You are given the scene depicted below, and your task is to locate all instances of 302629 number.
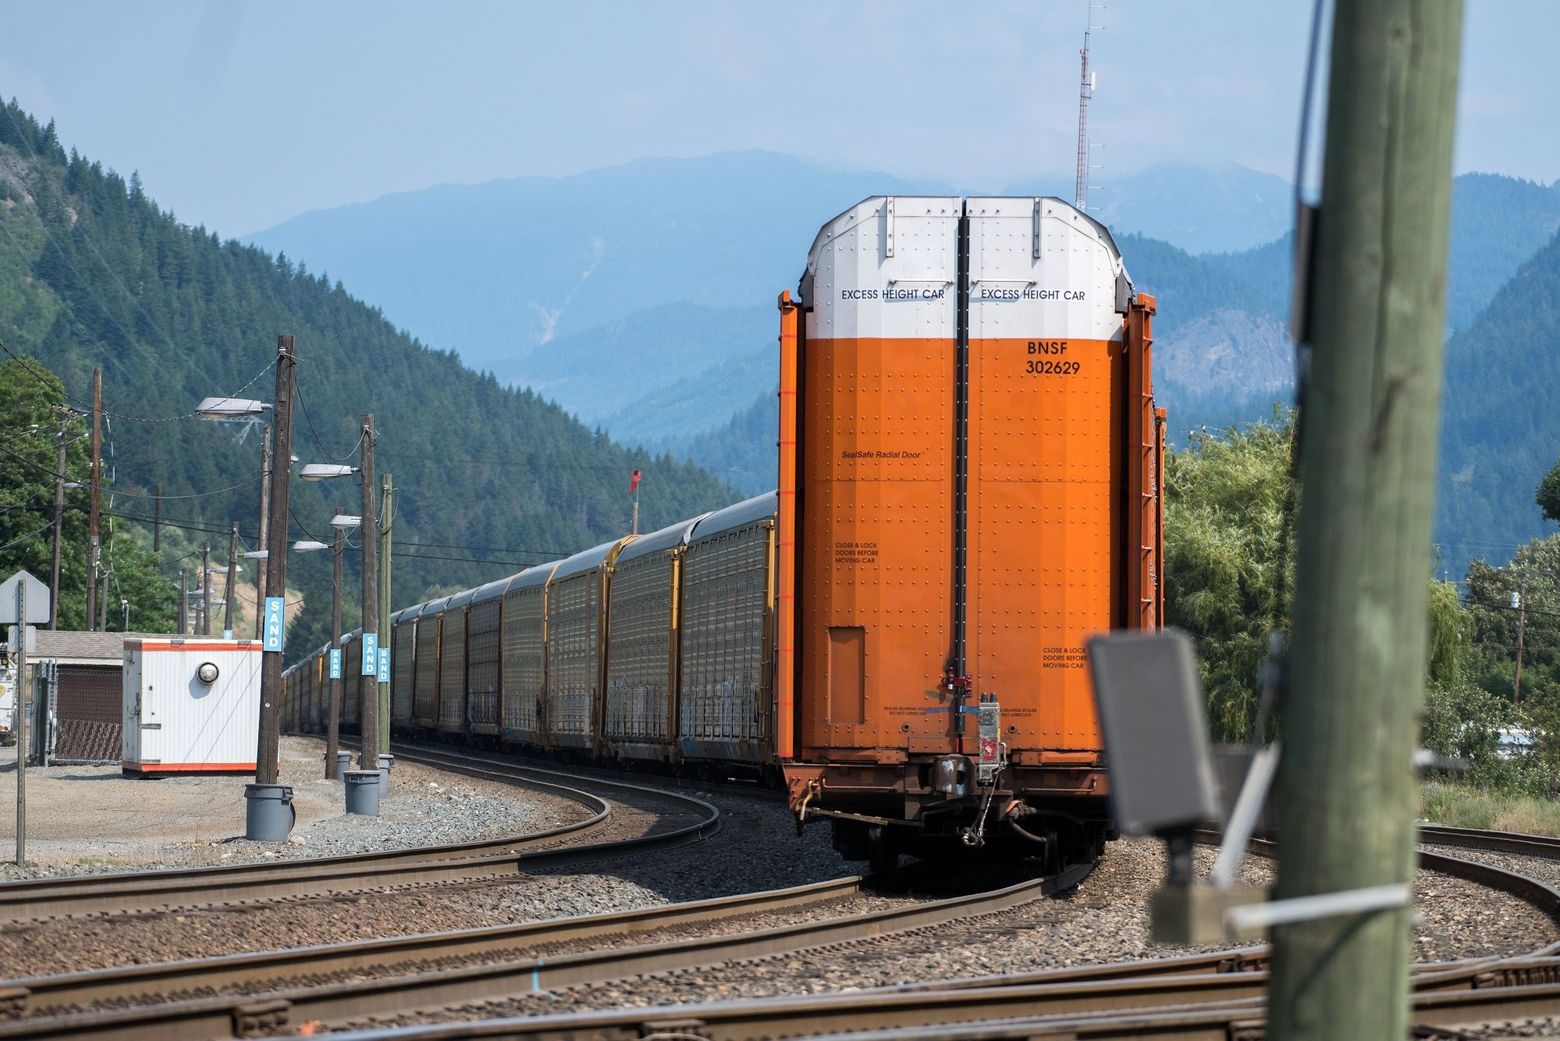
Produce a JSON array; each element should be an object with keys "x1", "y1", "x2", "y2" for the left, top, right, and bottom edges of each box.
[{"x1": 1025, "y1": 359, "x2": 1080, "y2": 375}]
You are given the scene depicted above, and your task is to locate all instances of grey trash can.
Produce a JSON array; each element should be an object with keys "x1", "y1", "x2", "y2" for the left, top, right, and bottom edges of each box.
[
  {"x1": 336, "y1": 750, "x2": 352, "y2": 778},
  {"x1": 244, "y1": 783, "x2": 296, "y2": 841},
  {"x1": 344, "y1": 769, "x2": 381, "y2": 815},
  {"x1": 377, "y1": 753, "x2": 395, "y2": 796}
]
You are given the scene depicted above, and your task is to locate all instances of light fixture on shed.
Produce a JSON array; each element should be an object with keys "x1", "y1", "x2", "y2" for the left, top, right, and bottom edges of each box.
[{"x1": 196, "y1": 661, "x2": 219, "y2": 684}]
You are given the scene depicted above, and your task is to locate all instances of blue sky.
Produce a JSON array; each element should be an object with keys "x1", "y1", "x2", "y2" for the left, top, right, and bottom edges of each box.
[{"x1": 2, "y1": 1, "x2": 1551, "y2": 238}]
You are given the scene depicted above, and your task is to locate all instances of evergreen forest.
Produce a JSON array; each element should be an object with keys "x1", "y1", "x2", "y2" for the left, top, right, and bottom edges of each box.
[{"x1": 0, "y1": 100, "x2": 739, "y2": 660}]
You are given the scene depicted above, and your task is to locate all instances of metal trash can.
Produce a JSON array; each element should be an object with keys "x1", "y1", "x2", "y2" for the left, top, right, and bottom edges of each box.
[
  {"x1": 343, "y1": 769, "x2": 381, "y2": 815},
  {"x1": 244, "y1": 783, "x2": 296, "y2": 840},
  {"x1": 336, "y1": 750, "x2": 352, "y2": 778},
  {"x1": 377, "y1": 753, "x2": 395, "y2": 796}
]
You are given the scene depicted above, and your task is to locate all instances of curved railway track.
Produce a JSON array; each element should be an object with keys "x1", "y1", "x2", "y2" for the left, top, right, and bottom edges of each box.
[
  {"x1": 0, "y1": 749, "x2": 719, "y2": 921},
  {"x1": 254, "y1": 820, "x2": 1560, "y2": 1038},
  {"x1": 0, "y1": 862, "x2": 1095, "y2": 1040},
  {"x1": 10, "y1": 743, "x2": 1560, "y2": 1041}
]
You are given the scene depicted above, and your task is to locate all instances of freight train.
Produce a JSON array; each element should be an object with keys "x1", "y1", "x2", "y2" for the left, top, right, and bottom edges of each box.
[{"x1": 283, "y1": 195, "x2": 1164, "y2": 872}]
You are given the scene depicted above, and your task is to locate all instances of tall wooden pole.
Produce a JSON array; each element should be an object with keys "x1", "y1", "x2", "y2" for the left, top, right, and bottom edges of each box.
[
  {"x1": 257, "y1": 336, "x2": 295, "y2": 787},
  {"x1": 1512, "y1": 575, "x2": 1528, "y2": 706},
  {"x1": 359, "y1": 413, "x2": 379, "y2": 770},
  {"x1": 177, "y1": 569, "x2": 188, "y2": 634},
  {"x1": 378, "y1": 473, "x2": 393, "y2": 755},
  {"x1": 200, "y1": 543, "x2": 212, "y2": 636},
  {"x1": 86, "y1": 368, "x2": 101, "y2": 631},
  {"x1": 49, "y1": 419, "x2": 66, "y2": 630},
  {"x1": 223, "y1": 524, "x2": 238, "y2": 637},
  {"x1": 14, "y1": 581, "x2": 26, "y2": 865},
  {"x1": 326, "y1": 504, "x2": 344, "y2": 779},
  {"x1": 254, "y1": 424, "x2": 271, "y2": 640},
  {"x1": 1268, "y1": 4, "x2": 1463, "y2": 1041}
]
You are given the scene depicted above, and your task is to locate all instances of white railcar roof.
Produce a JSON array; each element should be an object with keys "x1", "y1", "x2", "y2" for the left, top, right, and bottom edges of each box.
[
  {"x1": 617, "y1": 515, "x2": 707, "y2": 566},
  {"x1": 552, "y1": 537, "x2": 631, "y2": 583},
  {"x1": 507, "y1": 561, "x2": 559, "y2": 593},
  {"x1": 691, "y1": 492, "x2": 777, "y2": 543},
  {"x1": 470, "y1": 575, "x2": 515, "y2": 605}
]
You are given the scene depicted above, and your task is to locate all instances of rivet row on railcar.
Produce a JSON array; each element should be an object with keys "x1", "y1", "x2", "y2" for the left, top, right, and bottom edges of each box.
[{"x1": 280, "y1": 195, "x2": 1163, "y2": 871}]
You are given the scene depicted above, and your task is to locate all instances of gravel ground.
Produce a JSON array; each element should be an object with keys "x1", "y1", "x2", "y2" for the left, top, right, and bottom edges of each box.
[
  {"x1": 0, "y1": 736, "x2": 590, "y2": 879},
  {"x1": 1424, "y1": 1022, "x2": 1560, "y2": 1039},
  {"x1": 0, "y1": 782, "x2": 846, "y2": 978},
  {"x1": 1423, "y1": 842, "x2": 1560, "y2": 897},
  {"x1": 341, "y1": 839, "x2": 1560, "y2": 1032}
]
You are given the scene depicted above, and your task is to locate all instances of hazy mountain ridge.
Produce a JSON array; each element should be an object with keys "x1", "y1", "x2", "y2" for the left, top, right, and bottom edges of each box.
[
  {"x1": 246, "y1": 155, "x2": 1560, "y2": 567},
  {"x1": 248, "y1": 152, "x2": 953, "y2": 383},
  {"x1": 0, "y1": 101, "x2": 739, "y2": 659}
]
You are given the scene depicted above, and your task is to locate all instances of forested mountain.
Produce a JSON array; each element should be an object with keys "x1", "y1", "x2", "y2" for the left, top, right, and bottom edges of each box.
[
  {"x1": 1202, "y1": 173, "x2": 1560, "y2": 335},
  {"x1": 0, "y1": 100, "x2": 739, "y2": 659},
  {"x1": 1436, "y1": 226, "x2": 1560, "y2": 566}
]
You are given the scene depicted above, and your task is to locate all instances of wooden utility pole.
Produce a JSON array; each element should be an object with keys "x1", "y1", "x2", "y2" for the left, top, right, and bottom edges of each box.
[
  {"x1": 377, "y1": 473, "x2": 393, "y2": 754},
  {"x1": 200, "y1": 543, "x2": 212, "y2": 636},
  {"x1": 152, "y1": 484, "x2": 162, "y2": 552},
  {"x1": 257, "y1": 337, "x2": 295, "y2": 787},
  {"x1": 327, "y1": 503, "x2": 345, "y2": 779},
  {"x1": 177, "y1": 569, "x2": 188, "y2": 634},
  {"x1": 86, "y1": 368, "x2": 102, "y2": 631},
  {"x1": 254, "y1": 424, "x2": 271, "y2": 640},
  {"x1": 14, "y1": 580, "x2": 26, "y2": 865},
  {"x1": 1512, "y1": 575, "x2": 1528, "y2": 706},
  {"x1": 359, "y1": 413, "x2": 379, "y2": 770},
  {"x1": 223, "y1": 524, "x2": 238, "y2": 637},
  {"x1": 1269, "y1": 4, "x2": 1463, "y2": 1041},
  {"x1": 49, "y1": 419, "x2": 66, "y2": 630}
]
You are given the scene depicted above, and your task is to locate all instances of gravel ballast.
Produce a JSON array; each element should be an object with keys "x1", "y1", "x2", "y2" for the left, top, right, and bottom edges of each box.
[
  {"x1": 0, "y1": 776, "x2": 850, "y2": 978},
  {"x1": 341, "y1": 838, "x2": 1560, "y2": 1032},
  {"x1": 0, "y1": 736, "x2": 591, "y2": 879}
]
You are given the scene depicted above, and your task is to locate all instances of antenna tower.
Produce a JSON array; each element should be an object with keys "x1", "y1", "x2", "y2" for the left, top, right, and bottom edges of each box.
[{"x1": 1074, "y1": 4, "x2": 1103, "y2": 211}]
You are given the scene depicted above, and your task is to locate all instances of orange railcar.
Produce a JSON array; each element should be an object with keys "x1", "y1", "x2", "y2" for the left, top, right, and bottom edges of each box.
[{"x1": 780, "y1": 196, "x2": 1162, "y2": 867}]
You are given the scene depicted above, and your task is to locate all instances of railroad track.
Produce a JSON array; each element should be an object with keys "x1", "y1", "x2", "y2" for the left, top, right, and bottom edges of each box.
[
  {"x1": 12, "y1": 743, "x2": 1560, "y2": 1041},
  {"x1": 0, "y1": 748, "x2": 719, "y2": 921},
  {"x1": 231, "y1": 822, "x2": 1560, "y2": 1039},
  {"x1": 0, "y1": 860, "x2": 1095, "y2": 1040},
  {"x1": 283, "y1": 955, "x2": 1560, "y2": 1041}
]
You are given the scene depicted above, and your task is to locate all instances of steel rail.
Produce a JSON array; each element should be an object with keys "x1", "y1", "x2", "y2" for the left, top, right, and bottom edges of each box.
[
  {"x1": 1421, "y1": 822, "x2": 1560, "y2": 858},
  {"x1": 0, "y1": 751, "x2": 718, "y2": 921},
  {"x1": 0, "y1": 861, "x2": 1094, "y2": 1040},
  {"x1": 146, "y1": 826, "x2": 1548, "y2": 1041},
  {"x1": 3, "y1": 875, "x2": 870, "y2": 1018},
  {"x1": 187, "y1": 960, "x2": 1560, "y2": 1041}
]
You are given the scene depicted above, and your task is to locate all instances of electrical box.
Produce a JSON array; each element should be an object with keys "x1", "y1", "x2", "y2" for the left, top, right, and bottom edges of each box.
[{"x1": 121, "y1": 639, "x2": 262, "y2": 777}]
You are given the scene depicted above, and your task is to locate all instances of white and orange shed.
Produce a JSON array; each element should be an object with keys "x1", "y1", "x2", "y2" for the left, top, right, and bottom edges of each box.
[{"x1": 121, "y1": 639, "x2": 263, "y2": 777}]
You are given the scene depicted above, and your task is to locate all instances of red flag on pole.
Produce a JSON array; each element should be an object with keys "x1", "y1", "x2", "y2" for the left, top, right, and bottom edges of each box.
[{"x1": 628, "y1": 469, "x2": 642, "y2": 494}]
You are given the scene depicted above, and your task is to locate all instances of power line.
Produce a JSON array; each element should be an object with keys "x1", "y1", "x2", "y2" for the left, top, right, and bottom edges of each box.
[{"x1": 293, "y1": 379, "x2": 364, "y2": 462}]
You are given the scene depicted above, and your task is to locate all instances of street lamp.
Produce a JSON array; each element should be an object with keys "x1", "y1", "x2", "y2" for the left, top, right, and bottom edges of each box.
[
  {"x1": 195, "y1": 397, "x2": 271, "y2": 420},
  {"x1": 292, "y1": 540, "x2": 329, "y2": 552},
  {"x1": 297, "y1": 509, "x2": 359, "y2": 781},
  {"x1": 300, "y1": 464, "x2": 358, "y2": 481},
  {"x1": 300, "y1": 417, "x2": 389, "y2": 774},
  {"x1": 207, "y1": 337, "x2": 298, "y2": 841}
]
